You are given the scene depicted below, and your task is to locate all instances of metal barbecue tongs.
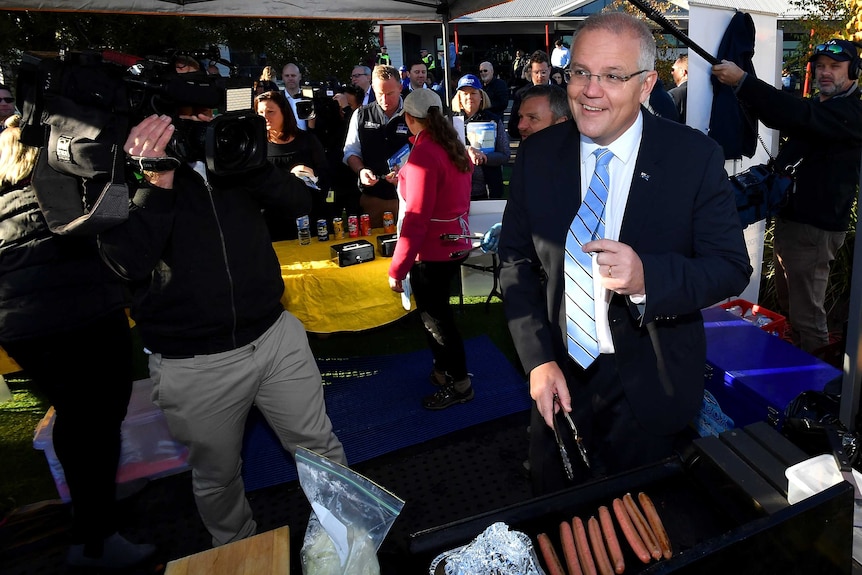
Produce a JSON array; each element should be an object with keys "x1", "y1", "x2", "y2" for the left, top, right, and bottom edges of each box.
[
  {"x1": 552, "y1": 394, "x2": 590, "y2": 480},
  {"x1": 440, "y1": 233, "x2": 485, "y2": 259}
]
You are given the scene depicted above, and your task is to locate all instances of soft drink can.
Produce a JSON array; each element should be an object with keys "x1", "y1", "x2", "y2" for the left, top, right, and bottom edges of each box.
[
  {"x1": 383, "y1": 211, "x2": 396, "y2": 233},
  {"x1": 360, "y1": 213, "x2": 372, "y2": 236},
  {"x1": 332, "y1": 217, "x2": 345, "y2": 239},
  {"x1": 316, "y1": 219, "x2": 329, "y2": 241},
  {"x1": 296, "y1": 215, "x2": 311, "y2": 246},
  {"x1": 348, "y1": 215, "x2": 359, "y2": 238}
]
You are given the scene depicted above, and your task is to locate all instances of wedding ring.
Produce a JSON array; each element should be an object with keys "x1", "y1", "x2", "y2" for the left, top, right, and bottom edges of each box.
[{"x1": 608, "y1": 266, "x2": 613, "y2": 277}]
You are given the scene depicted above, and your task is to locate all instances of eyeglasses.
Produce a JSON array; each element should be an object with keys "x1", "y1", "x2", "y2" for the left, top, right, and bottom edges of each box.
[
  {"x1": 479, "y1": 69, "x2": 490, "y2": 73},
  {"x1": 814, "y1": 43, "x2": 852, "y2": 58},
  {"x1": 0, "y1": 97, "x2": 13, "y2": 103},
  {"x1": 351, "y1": 73, "x2": 369, "y2": 78},
  {"x1": 566, "y1": 68, "x2": 648, "y2": 87}
]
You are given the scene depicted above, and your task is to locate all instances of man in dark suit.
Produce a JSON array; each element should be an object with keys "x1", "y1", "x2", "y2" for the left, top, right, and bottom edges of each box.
[
  {"x1": 668, "y1": 54, "x2": 688, "y2": 122},
  {"x1": 507, "y1": 50, "x2": 556, "y2": 140},
  {"x1": 498, "y1": 12, "x2": 751, "y2": 496}
]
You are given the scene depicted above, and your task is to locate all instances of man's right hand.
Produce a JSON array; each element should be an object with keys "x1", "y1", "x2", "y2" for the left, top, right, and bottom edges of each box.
[
  {"x1": 359, "y1": 167, "x2": 379, "y2": 187},
  {"x1": 712, "y1": 60, "x2": 746, "y2": 87},
  {"x1": 125, "y1": 114, "x2": 177, "y2": 189},
  {"x1": 530, "y1": 361, "x2": 571, "y2": 429}
]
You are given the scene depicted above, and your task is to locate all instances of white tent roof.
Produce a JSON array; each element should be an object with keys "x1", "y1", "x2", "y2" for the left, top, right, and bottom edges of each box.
[{"x1": 0, "y1": 0, "x2": 511, "y2": 22}]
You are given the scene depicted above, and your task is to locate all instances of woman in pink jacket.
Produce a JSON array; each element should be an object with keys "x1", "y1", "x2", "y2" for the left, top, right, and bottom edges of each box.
[{"x1": 388, "y1": 89, "x2": 474, "y2": 410}]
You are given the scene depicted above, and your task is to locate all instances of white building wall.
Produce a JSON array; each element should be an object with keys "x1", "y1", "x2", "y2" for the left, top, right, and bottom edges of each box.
[{"x1": 688, "y1": 3, "x2": 781, "y2": 304}]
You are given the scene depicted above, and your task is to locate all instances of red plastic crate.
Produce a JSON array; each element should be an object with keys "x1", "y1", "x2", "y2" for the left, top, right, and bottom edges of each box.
[{"x1": 718, "y1": 299, "x2": 786, "y2": 337}]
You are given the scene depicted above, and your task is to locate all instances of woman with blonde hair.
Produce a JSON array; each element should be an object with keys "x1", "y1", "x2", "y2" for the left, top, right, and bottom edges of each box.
[
  {"x1": 388, "y1": 90, "x2": 475, "y2": 410},
  {"x1": 256, "y1": 65, "x2": 279, "y2": 95},
  {"x1": 451, "y1": 74, "x2": 510, "y2": 199},
  {"x1": 0, "y1": 116, "x2": 154, "y2": 568}
]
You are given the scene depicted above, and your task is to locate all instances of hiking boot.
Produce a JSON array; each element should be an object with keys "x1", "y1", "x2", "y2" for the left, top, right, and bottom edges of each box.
[{"x1": 422, "y1": 384, "x2": 474, "y2": 410}]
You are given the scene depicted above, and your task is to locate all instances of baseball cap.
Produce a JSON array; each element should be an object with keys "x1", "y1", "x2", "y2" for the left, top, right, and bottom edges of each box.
[
  {"x1": 809, "y1": 39, "x2": 858, "y2": 63},
  {"x1": 399, "y1": 65, "x2": 408, "y2": 72},
  {"x1": 403, "y1": 89, "x2": 442, "y2": 119},
  {"x1": 457, "y1": 74, "x2": 482, "y2": 91}
]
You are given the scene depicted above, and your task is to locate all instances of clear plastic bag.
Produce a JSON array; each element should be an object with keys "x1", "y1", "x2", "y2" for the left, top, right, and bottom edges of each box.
[
  {"x1": 296, "y1": 447, "x2": 405, "y2": 575},
  {"x1": 428, "y1": 522, "x2": 546, "y2": 575}
]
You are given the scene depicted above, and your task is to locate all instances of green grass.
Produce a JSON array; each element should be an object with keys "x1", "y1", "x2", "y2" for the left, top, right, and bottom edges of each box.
[
  {"x1": 0, "y1": 376, "x2": 56, "y2": 507},
  {"x1": 0, "y1": 297, "x2": 518, "y2": 509}
]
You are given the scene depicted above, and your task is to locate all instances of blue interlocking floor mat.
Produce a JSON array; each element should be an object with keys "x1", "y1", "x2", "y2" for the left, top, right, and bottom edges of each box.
[{"x1": 241, "y1": 335, "x2": 530, "y2": 491}]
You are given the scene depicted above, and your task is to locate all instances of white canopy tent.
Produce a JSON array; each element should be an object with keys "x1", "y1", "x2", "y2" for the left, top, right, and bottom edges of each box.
[
  {"x1": 0, "y1": 0, "x2": 510, "y2": 21},
  {"x1": 0, "y1": 0, "x2": 511, "y2": 108}
]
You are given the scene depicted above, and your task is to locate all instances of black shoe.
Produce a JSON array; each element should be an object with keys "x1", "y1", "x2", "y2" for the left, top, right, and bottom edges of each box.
[{"x1": 422, "y1": 384, "x2": 474, "y2": 410}]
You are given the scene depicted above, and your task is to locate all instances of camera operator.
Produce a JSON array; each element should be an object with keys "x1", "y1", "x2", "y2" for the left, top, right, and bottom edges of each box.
[
  {"x1": 98, "y1": 113, "x2": 346, "y2": 548},
  {"x1": 281, "y1": 63, "x2": 314, "y2": 131}
]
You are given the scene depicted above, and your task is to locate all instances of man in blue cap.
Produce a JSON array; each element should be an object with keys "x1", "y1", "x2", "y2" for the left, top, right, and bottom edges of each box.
[
  {"x1": 713, "y1": 40, "x2": 862, "y2": 353},
  {"x1": 399, "y1": 64, "x2": 410, "y2": 91}
]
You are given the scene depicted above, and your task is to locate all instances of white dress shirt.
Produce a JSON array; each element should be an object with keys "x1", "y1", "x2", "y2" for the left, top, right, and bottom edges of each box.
[{"x1": 579, "y1": 112, "x2": 643, "y2": 354}]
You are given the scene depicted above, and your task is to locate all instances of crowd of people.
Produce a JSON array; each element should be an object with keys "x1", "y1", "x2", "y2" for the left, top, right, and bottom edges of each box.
[{"x1": 0, "y1": 19, "x2": 859, "y2": 569}]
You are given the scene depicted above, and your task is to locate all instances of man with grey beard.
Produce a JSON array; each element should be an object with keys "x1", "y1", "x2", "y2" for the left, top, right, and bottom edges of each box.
[{"x1": 714, "y1": 40, "x2": 862, "y2": 353}]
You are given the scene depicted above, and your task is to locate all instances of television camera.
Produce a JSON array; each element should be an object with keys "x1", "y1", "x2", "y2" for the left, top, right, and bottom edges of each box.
[{"x1": 16, "y1": 47, "x2": 267, "y2": 235}]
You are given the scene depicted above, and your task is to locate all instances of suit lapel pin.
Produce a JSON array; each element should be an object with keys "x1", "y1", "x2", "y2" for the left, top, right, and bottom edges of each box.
[{"x1": 640, "y1": 172, "x2": 651, "y2": 181}]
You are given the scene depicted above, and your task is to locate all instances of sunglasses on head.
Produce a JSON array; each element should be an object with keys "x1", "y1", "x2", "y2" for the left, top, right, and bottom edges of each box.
[
  {"x1": 0, "y1": 97, "x2": 13, "y2": 103},
  {"x1": 814, "y1": 43, "x2": 852, "y2": 57}
]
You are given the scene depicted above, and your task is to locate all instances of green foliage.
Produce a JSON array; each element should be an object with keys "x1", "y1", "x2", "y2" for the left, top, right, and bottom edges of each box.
[
  {"x1": 0, "y1": 12, "x2": 376, "y2": 83},
  {"x1": 605, "y1": 0, "x2": 687, "y2": 86},
  {"x1": 782, "y1": 0, "x2": 857, "y2": 76}
]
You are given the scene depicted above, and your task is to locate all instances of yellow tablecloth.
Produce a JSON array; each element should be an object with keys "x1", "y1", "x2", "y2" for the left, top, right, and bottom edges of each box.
[
  {"x1": 274, "y1": 229, "x2": 413, "y2": 333},
  {"x1": 0, "y1": 348, "x2": 20, "y2": 376}
]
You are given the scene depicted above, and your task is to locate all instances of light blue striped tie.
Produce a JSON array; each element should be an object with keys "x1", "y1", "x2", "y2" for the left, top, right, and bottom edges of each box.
[{"x1": 565, "y1": 148, "x2": 613, "y2": 368}]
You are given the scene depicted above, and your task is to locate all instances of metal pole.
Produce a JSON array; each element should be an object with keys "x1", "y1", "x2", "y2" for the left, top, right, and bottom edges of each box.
[
  {"x1": 440, "y1": 16, "x2": 452, "y2": 112},
  {"x1": 840, "y1": 161, "x2": 862, "y2": 432}
]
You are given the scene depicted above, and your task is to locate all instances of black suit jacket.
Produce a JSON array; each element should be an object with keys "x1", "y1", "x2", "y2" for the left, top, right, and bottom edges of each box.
[{"x1": 499, "y1": 112, "x2": 751, "y2": 435}]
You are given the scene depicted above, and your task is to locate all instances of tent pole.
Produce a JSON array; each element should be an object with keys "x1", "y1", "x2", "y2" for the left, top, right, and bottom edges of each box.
[
  {"x1": 840, "y1": 160, "x2": 862, "y2": 432},
  {"x1": 441, "y1": 16, "x2": 452, "y2": 113}
]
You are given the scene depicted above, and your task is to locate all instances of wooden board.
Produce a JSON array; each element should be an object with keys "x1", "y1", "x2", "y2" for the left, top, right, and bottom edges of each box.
[{"x1": 165, "y1": 525, "x2": 289, "y2": 575}]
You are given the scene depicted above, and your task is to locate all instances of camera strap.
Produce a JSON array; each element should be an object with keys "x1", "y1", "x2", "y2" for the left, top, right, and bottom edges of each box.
[{"x1": 32, "y1": 145, "x2": 130, "y2": 236}]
